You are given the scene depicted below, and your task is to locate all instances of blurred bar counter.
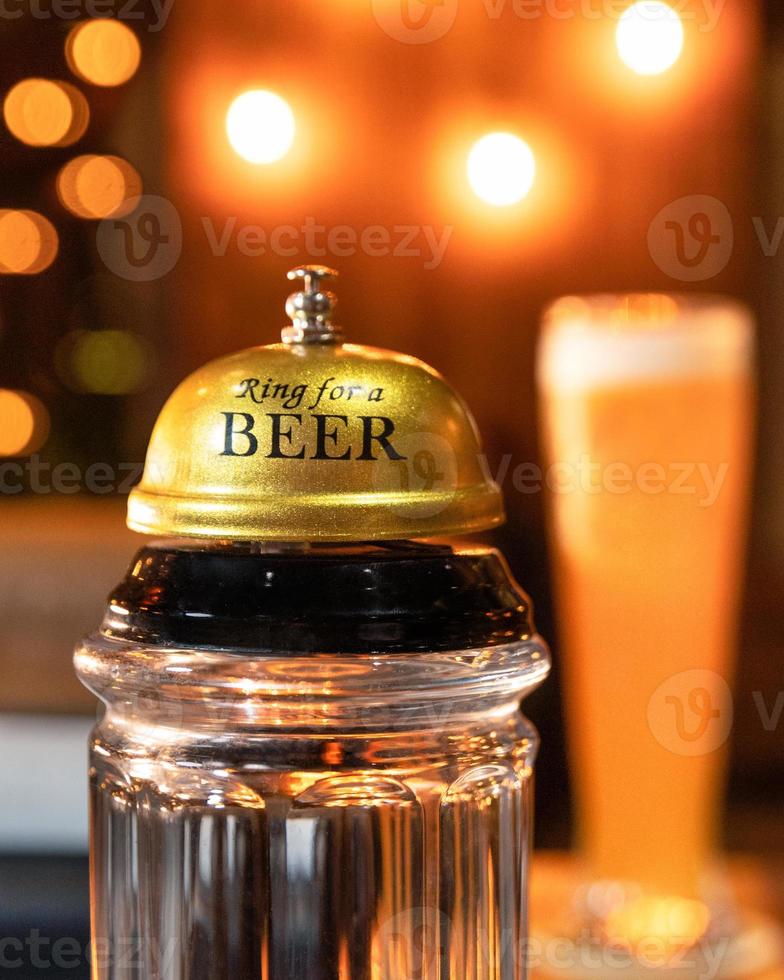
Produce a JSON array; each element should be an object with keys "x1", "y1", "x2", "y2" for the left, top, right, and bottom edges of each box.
[
  {"x1": 531, "y1": 854, "x2": 784, "y2": 979},
  {"x1": 0, "y1": 497, "x2": 137, "y2": 713}
]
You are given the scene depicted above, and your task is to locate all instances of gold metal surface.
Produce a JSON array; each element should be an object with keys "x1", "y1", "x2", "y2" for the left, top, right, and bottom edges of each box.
[{"x1": 128, "y1": 269, "x2": 504, "y2": 541}]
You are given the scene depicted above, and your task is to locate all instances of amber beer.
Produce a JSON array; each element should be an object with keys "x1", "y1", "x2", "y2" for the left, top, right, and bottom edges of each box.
[{"x1": 537, "y1": 295, "x2": 754, "y2": 905}]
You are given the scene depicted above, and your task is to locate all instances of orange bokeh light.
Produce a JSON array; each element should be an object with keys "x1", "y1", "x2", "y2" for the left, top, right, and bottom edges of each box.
[
  {"x1": 0, "y1": 390, "x2": 50, "y2": 456},
  {"x1": 171, "y1": 50, "x2": 334, "y2": 214},
  {"x1": 57, "y1": 155, "x2": 142, "y2": 219},
  {"x1": 431, "y1": 107, "x2": 580, "y2": 260},
  {"x1": 226, "y1": 89, "x2": 296, "y2": 165},
  {"x1": 0, "y1": 210, "x2": 59, "y2": 274},
  {"x1": 3, "y1": 78, "x2": 89, "y2": 147},
  {"x1": 604, "y1": 895, "x2": 711, "y2": 957},
  {"x1": 616, "y1": 2, "x2": 684, "y2": 77},
  {"x1": 66, "y1": 19, "x2": 142, "y2": 88},
  {"x1": 558, "y1": 0, "x2": 743, "y2": 118},
  {"x1": 467, "y1": 132, "x2": 536, "y2": 207}
]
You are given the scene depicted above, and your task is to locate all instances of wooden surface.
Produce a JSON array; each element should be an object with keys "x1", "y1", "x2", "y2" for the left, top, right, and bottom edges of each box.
[{"x1": 530, "y1": 853, "x2": 784, "y2": 979}]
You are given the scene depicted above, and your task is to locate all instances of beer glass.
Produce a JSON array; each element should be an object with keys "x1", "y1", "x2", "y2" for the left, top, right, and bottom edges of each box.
[{"x1": 535, "y1": 294, "x2": 773, "y2": 976}]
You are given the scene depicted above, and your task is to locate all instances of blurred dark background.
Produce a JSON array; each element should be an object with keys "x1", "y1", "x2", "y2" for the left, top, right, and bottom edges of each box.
[{"x1": 2, "y1": 0, "x2": 783, "y2": 975}]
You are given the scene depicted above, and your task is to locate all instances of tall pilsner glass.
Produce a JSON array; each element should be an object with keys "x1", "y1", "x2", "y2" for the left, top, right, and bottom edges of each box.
[{"x1": 536, "y1": 294, "x2": 769, "y2": 976}]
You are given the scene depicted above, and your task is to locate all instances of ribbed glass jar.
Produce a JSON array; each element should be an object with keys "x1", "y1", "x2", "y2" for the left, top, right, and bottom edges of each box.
[{"x1": 75, "y1": 541, "x2": 549, "y2": 980}]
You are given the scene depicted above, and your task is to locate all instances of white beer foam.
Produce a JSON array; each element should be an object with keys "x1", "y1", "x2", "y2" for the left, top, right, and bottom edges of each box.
[{"x1": 537, "y1": 296, "x2": 754, "y2": 391}]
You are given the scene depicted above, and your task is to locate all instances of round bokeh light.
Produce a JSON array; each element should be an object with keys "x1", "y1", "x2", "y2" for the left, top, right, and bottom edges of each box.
[
  {"x1": 467, "y1": 132, "x2": 537, "y2": 207},
  {"x1": 0, "y1": 210, "x2": 59, "y2": 275},
  {"x1": 616, "y1": 2, "x2": 685, "y2": 76},
  {"x1": 57, "y1": 155, "x2": 142, "y2": 219},
  {"x1": 3, "y1": 78, "x2": 89, "y2": 147},
  {"x1": 66, "y1": 19, "x2": 141, "y2": 87},
  {"x1": 226, "y1": 89, "x2": 296, "y2": 165},
  {"x1": 0, "y1": 389, "x2": 50, "y2": 456}
]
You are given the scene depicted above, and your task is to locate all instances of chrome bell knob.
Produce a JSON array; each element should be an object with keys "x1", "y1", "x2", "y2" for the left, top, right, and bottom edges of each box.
[{"x1": 283, "y1": 265, "x2": 343, "y2": 345}]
